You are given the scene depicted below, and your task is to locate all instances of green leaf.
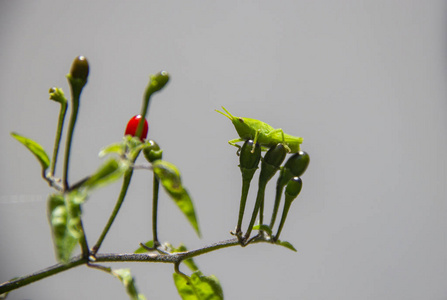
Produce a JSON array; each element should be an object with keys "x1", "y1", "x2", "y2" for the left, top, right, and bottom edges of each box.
[
  {"x1": 81, "y1": 158, "x2": 126, "y2": 190},
  {"x1": 11, "y1": 132, "x2": 50, "y2": 171},
  {"x1": 99, "y1": 142, "x2": 125, "y2": 157},
  {"x1": 252, "y1": 224, "x2": 272, "y2": 235},
  {"x1": 152, "y1": 160, "x2": 201, "y2": 237},
  {"x1": 134, "y1": 240, "x2": 154, "y2": 253},
  {"x1": 169, "y1": 189, "x2": 201, "y2": 237},
  {"x1": 152, "y1": 160, "x2": 183, "y2": 193},
  {"x1": 276, "y1": 240, "x2": 297, "y2": 252},
  {"x1": 171, "y1": 243, "x2": 199, "y2": 272},
  {"x1": 112, "y1": 268, "x2": 147, "y2": 300},
  {"x1": 173, "y1": 271, "x2": 223, "y2": 300},
  {"x1": 47, "y1": 193, "x2": 82, "y2": 262}
]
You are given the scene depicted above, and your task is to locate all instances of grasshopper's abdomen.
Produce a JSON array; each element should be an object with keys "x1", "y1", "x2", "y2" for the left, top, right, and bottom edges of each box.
[{"x1": 284, "y1": 134, "x2": 303, "y2": 153}]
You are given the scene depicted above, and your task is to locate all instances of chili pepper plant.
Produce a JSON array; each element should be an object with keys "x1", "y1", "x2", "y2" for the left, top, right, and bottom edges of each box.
[{"x1": 0, "y1": 56, "x2": 310, "y2": 300}]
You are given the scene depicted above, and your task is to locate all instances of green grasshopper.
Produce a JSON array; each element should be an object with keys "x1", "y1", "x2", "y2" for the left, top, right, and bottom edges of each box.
[{"x1": 215, "y1": 106, "x2": 303, "y2": 153}]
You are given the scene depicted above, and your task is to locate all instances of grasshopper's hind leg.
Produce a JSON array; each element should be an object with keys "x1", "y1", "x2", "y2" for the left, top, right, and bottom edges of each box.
[
  {"x1": 267, "y1": 128, "x2": 292, "y2": 153},
  {"x1": 280, "y1": 130, "x2": 292, "y2": 153}
]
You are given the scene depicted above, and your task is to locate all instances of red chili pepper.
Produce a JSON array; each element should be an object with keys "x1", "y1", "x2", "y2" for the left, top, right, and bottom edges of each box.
[{"x1": 124, "y1": 115, "x2": 148, "y2": 141}]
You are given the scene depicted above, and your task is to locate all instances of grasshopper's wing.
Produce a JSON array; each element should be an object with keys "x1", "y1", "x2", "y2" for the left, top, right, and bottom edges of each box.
[{"x1": 264, "y1": 129, "x2": 303, "y2": 153}]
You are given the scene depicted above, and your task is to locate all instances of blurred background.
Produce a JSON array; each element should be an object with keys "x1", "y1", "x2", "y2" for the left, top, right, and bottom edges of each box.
[{"x1": 1, "y1": 1, "x2": 446, "y2": 299}]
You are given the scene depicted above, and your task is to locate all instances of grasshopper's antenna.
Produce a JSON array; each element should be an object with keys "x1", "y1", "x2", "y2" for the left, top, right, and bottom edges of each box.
[{"x1": 215, "y1": 106, "x2": 234, "y2": 120}]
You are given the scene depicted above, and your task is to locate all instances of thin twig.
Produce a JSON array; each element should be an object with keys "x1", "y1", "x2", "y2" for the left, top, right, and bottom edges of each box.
[{"x1": 0, "y1": 236, "x2": 275, "y2": 295}]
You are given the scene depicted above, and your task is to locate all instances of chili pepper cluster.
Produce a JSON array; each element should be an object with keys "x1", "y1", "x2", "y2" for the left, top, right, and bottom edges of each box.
[{"x1": 234, "y1": 139, "x2": 310, "y2": 245}]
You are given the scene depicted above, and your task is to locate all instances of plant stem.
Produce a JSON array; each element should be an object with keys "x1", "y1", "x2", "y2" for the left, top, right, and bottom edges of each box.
[
  {"x1": 259, "y1": 191, "x2": 265, "y2": 226},
  {"x1": 0, "y1": 236, "x2": 273, "y2": 295},
  {"x1": 0, "y1": 256, "x2": 87, "y2": 295},
  {"x1": 244, "y1": 183, "x2": 267, "y2": 241},
  {"x1": 78, "y1": 219, "x2": 90, "y2": 259},
  {"x1": 152, "y1": 176, "x2": 160, "y2": 246},
  {"x1": 269, "y1": 182, "x2": 285, "y2": 229},
  {"x1": 62, "y1": 88, "x2": 80, "y2": 190},
  {"x1": 50, "y1": 101, "x2": 67, "y2": 177},
  {"x1": 235, "y1": 178, "x2": 251, "y2": 235},
  {"x1": 274, "y1": 200, "x2": 292, "y2": 242},
  {"x1": 136, "y1": 81, "x2": 153, "y2": 138},
  {"x1": 91, "y1": 168, "x2": 134, "y2": 255}
]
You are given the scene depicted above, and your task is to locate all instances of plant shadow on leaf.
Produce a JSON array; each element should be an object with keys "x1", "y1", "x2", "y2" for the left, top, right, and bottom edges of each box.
[{"x1": 47, "y1": 193, "x2": 85, "y2": 262}]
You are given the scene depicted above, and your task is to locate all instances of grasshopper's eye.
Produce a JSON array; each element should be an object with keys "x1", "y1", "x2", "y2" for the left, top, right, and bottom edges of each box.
[{"x1": 238, "y1": 118, "x2": 244, "y2": 123}]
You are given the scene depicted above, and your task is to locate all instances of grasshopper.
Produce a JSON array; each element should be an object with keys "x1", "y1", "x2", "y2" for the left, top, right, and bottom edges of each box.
[{"x1": 215, "y1": 106, "x2": 303, "y2": 153}]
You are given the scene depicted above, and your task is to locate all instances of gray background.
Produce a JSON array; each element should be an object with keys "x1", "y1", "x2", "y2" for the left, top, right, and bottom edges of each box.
[{"x1": 1, "y1": 1, "x2": 446, "y2": 299}]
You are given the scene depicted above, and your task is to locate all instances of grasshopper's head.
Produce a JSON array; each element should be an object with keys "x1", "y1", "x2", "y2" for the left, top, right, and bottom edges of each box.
[{"x1": 215, "y1": 106, "x2": 252, "y2": 139}]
